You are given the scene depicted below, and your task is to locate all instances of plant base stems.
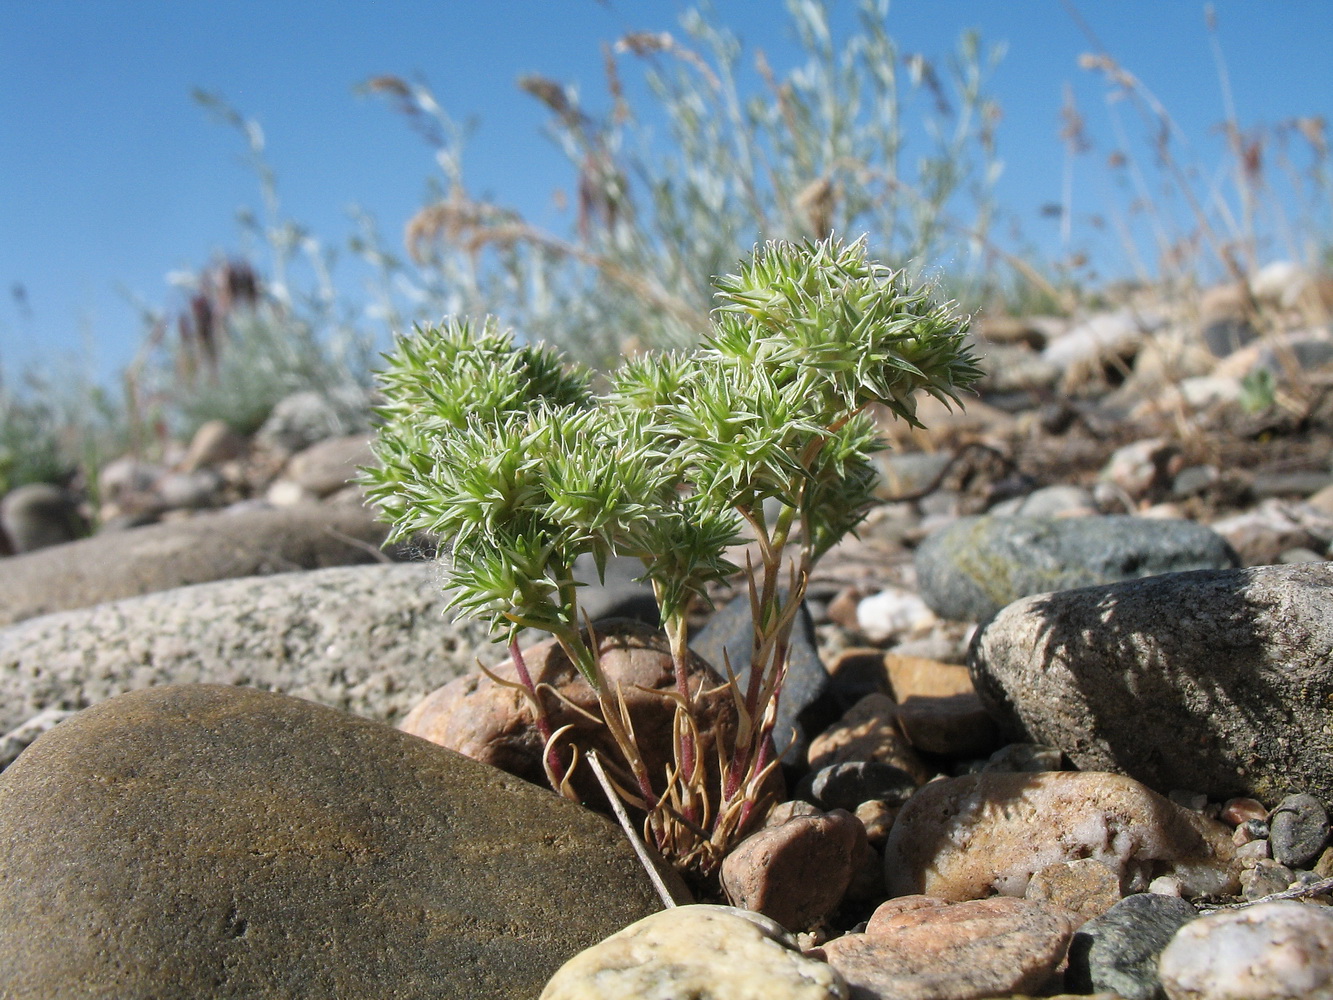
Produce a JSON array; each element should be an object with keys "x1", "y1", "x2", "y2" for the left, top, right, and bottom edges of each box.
[{"x1": 509, "y1": 638, "x2": 566, "y2": 787}]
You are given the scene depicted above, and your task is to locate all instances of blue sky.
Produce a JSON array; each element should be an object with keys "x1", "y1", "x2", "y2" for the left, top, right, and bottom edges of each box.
[{"x1": 2, "y1": 1, "x2": 1331, "y2": 382}]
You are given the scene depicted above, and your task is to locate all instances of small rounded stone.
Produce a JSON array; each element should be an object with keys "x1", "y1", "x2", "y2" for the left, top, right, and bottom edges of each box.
[
  {"x1": 1065, "y1": 892, "x2": 1198, "y2": 999},
  {"x1": 1269, "y1": 792, "x2": 1330, "y2": 869},
  {"x1": 1158, "y1": 901, "x2": 1333, "y2": 1000}
]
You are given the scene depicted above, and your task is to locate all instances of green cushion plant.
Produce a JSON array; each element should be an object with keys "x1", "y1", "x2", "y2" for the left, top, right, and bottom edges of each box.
[{"x1": 363, "y1": 235, "x2": 980, "y2": 879}]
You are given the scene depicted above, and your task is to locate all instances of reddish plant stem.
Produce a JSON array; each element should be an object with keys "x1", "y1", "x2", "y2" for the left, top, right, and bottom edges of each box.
[
  {"x1": 666, "y1": 617, "x2": 697, "y2": 786},
  {"x1": 510, "y1": 637, "x2": 566, "y2": 787}
]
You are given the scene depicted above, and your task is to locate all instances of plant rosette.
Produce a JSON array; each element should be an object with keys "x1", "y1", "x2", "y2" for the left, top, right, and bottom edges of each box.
[{"x1": 363, "y1": 236, "x2": 980, "y2": 880}]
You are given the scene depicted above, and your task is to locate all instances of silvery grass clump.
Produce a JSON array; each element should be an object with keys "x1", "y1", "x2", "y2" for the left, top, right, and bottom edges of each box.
[{"x1": 364, "y1": 236, "x2": 980, "y2": 877}]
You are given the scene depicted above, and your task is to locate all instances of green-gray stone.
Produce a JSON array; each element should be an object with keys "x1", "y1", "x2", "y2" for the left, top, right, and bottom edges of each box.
[
  {"x1": 914, "y1": 515, "x2": 1238, "y2": 622},
  {"x1": 0, "y1": 684, "x2": 667, "y2": 999}
]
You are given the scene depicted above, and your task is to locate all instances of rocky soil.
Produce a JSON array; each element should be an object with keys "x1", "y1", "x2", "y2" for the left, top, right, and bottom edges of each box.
[{"x1": 2, "y1": 266, "x2": 1333, "y2": 999}]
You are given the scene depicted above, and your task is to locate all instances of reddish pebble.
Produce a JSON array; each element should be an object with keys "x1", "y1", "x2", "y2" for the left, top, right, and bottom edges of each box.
[{"x1": 1221, "y1": 796, "x2": 1270, "y2": 826}]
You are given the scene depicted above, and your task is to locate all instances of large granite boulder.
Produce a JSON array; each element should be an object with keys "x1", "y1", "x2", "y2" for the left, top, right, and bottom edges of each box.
[
  {"x1": 0, "y1": 502, "x2": 393, "y2": 626},
  {"x1": 914, "y1": 515, "x2": 1239, "y2": 622},
  {"x1": 0, "y1": 685, "x2": 670, "y2": 999},
  {"x1": 969, "y1": 562, "x2": 1333, "y2": 802}
]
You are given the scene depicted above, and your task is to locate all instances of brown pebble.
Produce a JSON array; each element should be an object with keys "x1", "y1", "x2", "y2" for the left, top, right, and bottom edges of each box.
[
  {"x1": 721, "y1": 809, "x2": 866, "y2": 932},
  {"x1": 826, "y1": 588, "x2": 867, "y2": 631},
  {"x1": 807, "y1": 693, "x2": 930, "y2": 783},
  {"x1": 1220, "y1": 796, "x2": 1269, "y2": 826},
  {"x1": 817, "y1": 895, "x2": 1075, "y2": 1000},
  {"x1": 883, "y1": 655, "x2": 998, "y2": 756}
]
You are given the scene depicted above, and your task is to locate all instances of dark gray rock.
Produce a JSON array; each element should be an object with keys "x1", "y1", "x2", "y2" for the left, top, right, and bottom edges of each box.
[
  {"x1": 970, "y1": 562, "x2": 1333, "y2": 802},
  {"x1": 978, "y1": 742, "x2": 1065, "y2": 774},
  {"x1": 691, "y1": 589, "x2": 838, "y2": 768},
  {"x1": 1202, "y1": 314, "x2": 1258, "y2": 357},
  {"x1": 0, "y1": 684, "x2": 669, "y2": 999},
  {"x1": 796, "y1": 761, "x2": 917, "y2": 812},
  {"x1": 1065, "y1": 893, "x2": 1198, "y2": 999},
  {"x1": 1269, "y1": 792, "x2": 1330, "y2": 868},
  {"x1": 916, "y1": 515, "x2": 1239, "y2": 622},
  {"x1": 0, "y1": 482, "x2": 84, "y2": 553},
  {"x1": 0, "y1": 502, "x2": 392, "y2": 626},
  {"x1": 570, "y1": 553, "x2": 659, "y2": 626}
]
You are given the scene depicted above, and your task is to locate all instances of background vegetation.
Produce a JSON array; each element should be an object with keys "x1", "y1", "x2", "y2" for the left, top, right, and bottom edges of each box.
[{"x1": 1, "y1": 0, "x2": 1327, "y2": 500}]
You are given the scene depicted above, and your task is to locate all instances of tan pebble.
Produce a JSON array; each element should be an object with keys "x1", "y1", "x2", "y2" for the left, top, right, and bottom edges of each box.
[
  {"x1": 825, "y1": 588, "x2": 866, "y2": 631},
  {"x1": 180, "y1": 419, "x2": 246, "y2": 472},
  {"x1": 883, "y1": 654, "x2": 970, "y2": 700},
  {"x1": 817, "y1": 895, "x2": 1074, "y2": 1000},
  {"x1": 853, "y1": 799, "x2": 898, "y2": 845},
  {"x1": 541, "y1": 904, "x2": 848, "y2": 1000},
  {"x1": 807, "y1": 693, "x2": 930, "y2": 783},
  {"x1": 1315, "y1": 845, "x2": 1333, "y2": 879},
  {"x1": 1024, "y1": 858, "x2": 1122, "y2": 921},
  {"x1": 824, "y1": 647, "x2": 892, "y2": 701},
  {"x1": 882, "y1": 655, "x2": 998, "y2": 756},
  {"x1": 1235, "y1": 839, "x2": 1271, "y2": 867},
  {"x1": 895, "y1": 689, "x2": 999, "y2": 757}
]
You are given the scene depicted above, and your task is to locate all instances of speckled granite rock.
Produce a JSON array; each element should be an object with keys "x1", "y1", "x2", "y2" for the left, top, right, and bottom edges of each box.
[
  {"x1": 0, "y1": 684, "x2": 667, "y2": 1000},
  {"x1": 969, "y1": 562, "x2": 1333, "y2": 802},
  {"x1": 914, "y1": 515, "x2": 1238, "y2": 622},
  {"x1": 0, "y1": 502, "x2": 392, "y2": 626},
  {"x1": 0, "y1": 563, "x2": 495, "y2": 736},
  {"x1": 541, "y1": 904, "x2": 847, "y2": 1000}
]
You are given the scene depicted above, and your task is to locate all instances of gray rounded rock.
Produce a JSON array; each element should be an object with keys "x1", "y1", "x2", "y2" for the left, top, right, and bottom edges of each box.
[
  {"x1": 1065, "y1": 892, "x2": 1198, "y2": 999},
  {"x1": 970, "y1": 562, "x2": 1333, "y2": 802},
  {"x1": 915, "y1": 515, "x2": 1239, "y2": 622},
  {"x1": 0, "y1": 684, "x2": 668, "y2": 1000},
  {"x1": 1269, "y1": 792, "x2": 1330, "y2": 869},
  {"x1": 0, "y1": 502, "x2": 392, "y2": 626},
  {"x1": 0, "y1": 562, "x2": 496, "y2": 737},
  {"x1": 691, "y1": 589, "x2": 836, "y2": 766}
]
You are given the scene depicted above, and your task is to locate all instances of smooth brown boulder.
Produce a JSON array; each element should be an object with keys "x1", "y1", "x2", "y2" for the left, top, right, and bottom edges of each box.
[
  {"x1": 0, "y1": 685, "x2": 668, "y2": 1000},
  {"x1": 0, "y1": 502, "x2": 391, "y2": 625}
]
